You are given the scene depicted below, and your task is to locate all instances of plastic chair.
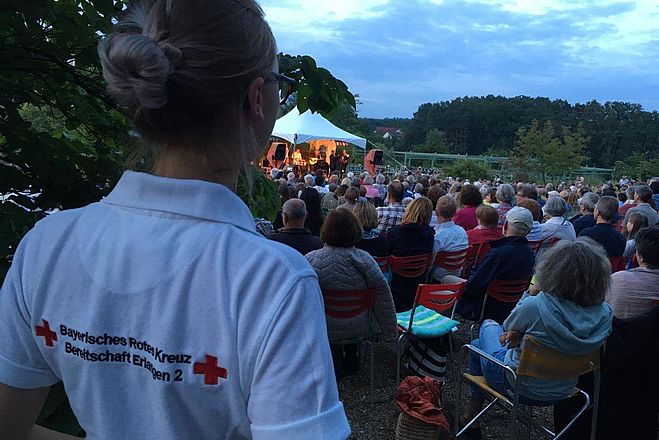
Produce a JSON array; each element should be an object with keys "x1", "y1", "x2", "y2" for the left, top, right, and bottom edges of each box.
[
  {"x1": 528, "y1": 240, "x2": 542, "y2": 255},
  {"x1": 456, "y1": 335, "x2": 602, "y2": 440},
  {"x1": 321, "y1": 288, "x2": 377, "y2": 403},
  {"x1": 390, "y1": 253, "x2": 433, "y2": 278},
  {"x1": 470, "y1": 278, "x2": 531, "y2": 340},
  {"x1": 608, "y1": 255, "x2": 625, "y2": 273},
  {"x1": 374, "y1": 256, "x2": 392, "y2": 284},
  {"x1": 431, "y1": 248, "x2": 468, "y2": 281},
  {"x1": 395, "y1": 282, "x2": 465, "y2": 384},
  {"x1": 461, "y1": 242, "x2": 491, "y2": 278}
]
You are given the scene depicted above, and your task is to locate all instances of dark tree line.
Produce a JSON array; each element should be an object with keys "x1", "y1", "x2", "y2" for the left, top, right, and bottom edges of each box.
[{"x1": 383, "y1": 96, "x2": 659, "y2": 167}]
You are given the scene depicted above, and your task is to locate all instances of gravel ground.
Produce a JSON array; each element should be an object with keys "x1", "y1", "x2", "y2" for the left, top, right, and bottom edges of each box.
[{"x1": 337, "y1": 320, "x2": 553, "y2": 439}]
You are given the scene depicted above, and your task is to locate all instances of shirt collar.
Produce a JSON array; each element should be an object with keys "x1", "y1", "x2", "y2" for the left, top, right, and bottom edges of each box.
[
  {"x1": 102, "y1": 171, "x2": 257, "y2": 233},
  {"x1": 546, "y1": 216, "x2": 566, "y2": 224},
  {"x1": 435, "y1": 221, "x2": 456, "y2": 230}
]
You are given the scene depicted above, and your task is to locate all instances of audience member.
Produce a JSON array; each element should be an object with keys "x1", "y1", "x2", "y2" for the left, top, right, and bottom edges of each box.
[
  {"x1": 268, "y1": 199, "x2": 323, "y2": 255},
  {"x1": 453, "y1": 207, "x2": 535, "y2": 323},
  {"x1": 517, "y1": 199, "x2": 542, "y2": 241},
  {"x1": 467, "y1": 205, "x2": 504, "y2": 245},
  {"x1": 454, "y1": 185, "x2": 483, "y2": 230},
  {"x1": 354, "y1": 201, "x2": 389, "y2": 257},
  {"x1": 363, "y1": 175, "x2": 379, "y2": 199},
  {"x1": 570, "y1": 192, "x2": 599, "y2": 235},
  {"x1": 618, "y1": 186, "x2": 637, "y2": 217},
  {"x1": 579, "y1": 196, "x2": 625, "y2": 258},
  {"x1": 387, "y1": 198, "x2": 435, "y2": 311},
  {"x1": 376, "y1": 182, "x2": 406, "y2": 232},
  {"x1": 539, "y1": 196, "x2": 576, "y2": 260},
  {"x1": 306, "y1": 209, "x2": 397, "y2": 377},
  {"x1": 495, "y1": 184, "x2": 515, "y2": 227},
  {"x1": 299, "y1": 187, "x2": 323, "y2": 236},
  {"x1": 432, "y1": 195, "x2": 469, "y2": 281},
  {"x1": 459, "y1": 239, "x2": 612, "y2": 435},
  {"x1": 337, "y1": 186, "x2": 359, "y2": 212},
  {"x1": 623, "y1": 212, "x2": 649, "y2": 266},
  {"x1": 624, "y1": 185, "x2": 658, "y2": 225},
  {"x1": 606, "y1": 226, "x2": 659, "y2": 319}
]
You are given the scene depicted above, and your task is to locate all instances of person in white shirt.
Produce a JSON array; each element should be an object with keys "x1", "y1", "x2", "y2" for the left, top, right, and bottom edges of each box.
[
  {"x1": 538, "y1": 196, "x2": 576, "y2": 261},
  {"x1": 0, "y1": 2, "x2": 350, "y2": 439},
  {"x1": 432, "y1": 195, "x2": 469, "y2": 280}
]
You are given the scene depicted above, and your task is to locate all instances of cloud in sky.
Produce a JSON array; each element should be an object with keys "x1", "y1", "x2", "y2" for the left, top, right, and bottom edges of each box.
[{"x1": 261, "y1": 0, "x2": 659, "y2": 118}]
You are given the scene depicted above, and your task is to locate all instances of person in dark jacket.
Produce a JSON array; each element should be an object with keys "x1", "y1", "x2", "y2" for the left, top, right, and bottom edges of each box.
[
  {"x1": 387, "y1": 197, "x2": 435, "y2": 312},
  {"x1": 579, "y1": 196, "x2": 625, "y2": 257},
  {"x1": 268, "y1": 199, "x2": 323, "y2": 255},
  {"x1": 570, "y1": 192, "x2": 599, "y2": 235},
  {"x1": 453, "y1": 207, "x2": 535, "y2": 323},
  {"x1": 299, "y1": 187, "x2": 324, "y2": 236}
]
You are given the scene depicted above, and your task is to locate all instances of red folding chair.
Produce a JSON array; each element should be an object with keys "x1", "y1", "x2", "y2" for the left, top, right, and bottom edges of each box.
[
  {"x1": 390, "y1": 253, "x2": 433, "y2": 278},
  {"x1": 461, "y1": 242, "x2": 491, "y2": 278},
  {"x1": 608, "y1": 255, "x2": 626, "y2": 273},
  {"x1": 322, "y1": 288, "x2": 377, "y2": 402},
  {"x1": 470, "y1": 278, "x2": 531, "y2": 340},
  {"x1": 528, "y1": 240, "x2": 542, "y2": 255},
  {"x1": 374, "y1": 256, "x2": 391, "y2": 273},
  {"x1": 396, "y1": 282, "x2": 466, "y2": 384},
  {"x1": 432, "y1": 248, "x2": 468, "y2": 279}
]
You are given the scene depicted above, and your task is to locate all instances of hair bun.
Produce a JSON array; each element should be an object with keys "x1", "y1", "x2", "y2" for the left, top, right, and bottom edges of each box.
[{"x1": 99, "y1": 33, "x2": 178, "y2": 110}]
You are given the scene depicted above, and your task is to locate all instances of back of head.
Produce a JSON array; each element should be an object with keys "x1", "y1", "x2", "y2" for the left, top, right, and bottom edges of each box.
[
  {"x1": 427, "y1": 185, "x2": 446, "y2": 208},
  {"x1": 635, "y1": 185, "x2": 653, "y2": 203},
  {"x1": 436, "y1": 195, "x2": 457, "y2": 220},
  {"x1": 460, "y1": 184, "x2": 483, "y2": 207},
  {"x1": 536, "y1": 237, "x2": 611, "y2": 306},
  {"x1": 363, "y1": 175, "x2": 374, "y2": 185},
  {"x1": 520, "y1": 184, "x2": 538, "y2": 200},
  {"x1": 304, "y1": 175, "x2": 315, "y2": 186},
  {"x1": 495, "y1": 184, "x2": 515, "y2": 204},
  {"x1": 282, "y1": 198, "x2": 306, "y2": 222},
  {"x1": 476, "y1": 205, "x2": 499, "y2": 228},
  {"x1": 579, "y1": 192, "x2": 600, "y2": 213},
  {"x1": 504, "y1": 206, "x2": 533, "y2": 236},
  {"x1": 388, "y1": 181, "x2": 404, "y2": 203},
  {"x1": 376, "y1": 174, "x2": 386, "y2": 184},
  {"x1": 353, "y1": 201, "x2": 379, "y2": 231},
  {"x1": 314, "y1": 174, "x2": 325, "y2": 187},
  {"x1": 344, "y1": 186, "x2": 359, "y2": 202},
  {"x1": 517, "y1": 198, "x2": 542, "y2": 222},
  {"x1": 544, "y1": 195, "x2": 567, "y2": 217},
  {"x1": 651, "y1": 180, "x2": 659, "y2": 195},
  {"x1": 321, "y1": 209, "x2": 363, "y2": 247},
  {"x1": 595, "y1": 195, "x2": 618, "y2": 222},
  {"x1": 635, "y1": 226, "x2": 659, "y2": 269},
  {"x1": 98, "y1": 0, "x2": 275, "y2": 161},
  {"x1": 402, "y1": 197, "x2": 433, "y2": 225},
  {"x1": 299, "y1": 187, "x2": 321, "y2": 214}
]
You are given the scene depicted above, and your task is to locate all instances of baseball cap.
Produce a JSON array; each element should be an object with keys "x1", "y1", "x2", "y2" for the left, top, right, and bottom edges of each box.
[{"x1": 505, "y1": 206, "x2": 533, "y2": 233}]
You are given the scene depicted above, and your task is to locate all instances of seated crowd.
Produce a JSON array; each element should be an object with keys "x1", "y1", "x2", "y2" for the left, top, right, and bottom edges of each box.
[{"x1": 261, "y1": 168, "x2": 659, "y2": 434}]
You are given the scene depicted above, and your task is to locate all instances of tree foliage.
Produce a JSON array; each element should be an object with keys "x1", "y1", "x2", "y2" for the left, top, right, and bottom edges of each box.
[
  {"x1": 442, "y1": 160, "x2": 493, "y2": 182},
  {"x1": 510, "y1": 120, "x2": 588, "y2": 181},
  {"x1": 402, "y1": 95, "x2": 659, "y2": 167}
]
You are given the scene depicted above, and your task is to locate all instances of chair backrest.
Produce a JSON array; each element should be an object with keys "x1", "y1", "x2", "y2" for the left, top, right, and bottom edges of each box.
[
  {"x1": 407, "y1": 282, "x2": 466, "y2": 330},
  {"x1": 544, "y1": 237, "x2": 561, "y2": 249},
  {"x1": 461, "y1": 242, "x2": 491, "y2": 277},
  {"x1": 486, "y1": 278, "x2": 531, "y2": 303},
  {"x1": 433, "y1": 248, "x2": 468, "y2": 272},
  {"x1": 374, "y1": 256, "x2": 391, "y2": 273},
  {"x1": 609, "y1": 255, "x2": 626, "y2": 273},
  {"x1": 390, "y1": 253, "x2": 432, "y2": 278},
  {"x1": 321, "y1": 288, "x2": 376, "y2": 320},
  {"x1": 517, "y1": 335, "x2": 601, "y2": 381}
]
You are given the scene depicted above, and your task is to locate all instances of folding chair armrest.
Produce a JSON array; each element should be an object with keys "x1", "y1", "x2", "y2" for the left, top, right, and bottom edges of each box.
[{"x1": 460, "y1": 344, "x2": 517, "y2": 380}]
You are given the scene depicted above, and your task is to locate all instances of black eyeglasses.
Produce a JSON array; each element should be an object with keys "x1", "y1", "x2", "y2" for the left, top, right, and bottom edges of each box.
[{"x1": 267, "y1": 72, "x2": 297, "y2": 106}]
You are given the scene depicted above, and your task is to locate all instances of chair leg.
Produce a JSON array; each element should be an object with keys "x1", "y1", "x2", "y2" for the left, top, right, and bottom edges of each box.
[
  {"x1": 396, "y1": 333, "x2": 406, "y2": 385},
  {"x1": 366, "y1": 340, "x2": 374, "y2": 405},
  {"x1": 590, "y1": 370, "x2": 600, "y2": 440},
  {"x1": 469, "y1": 322, "x2": 479, "y2": 342}
]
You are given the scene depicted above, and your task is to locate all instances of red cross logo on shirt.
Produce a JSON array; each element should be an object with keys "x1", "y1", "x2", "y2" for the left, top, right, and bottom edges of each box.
[
  {"x1": 35, "y1": 320, "x2": 58, "y2": 347},
  {"x1": 193, "y1": 355, "x2": 227, "y2": 385}
]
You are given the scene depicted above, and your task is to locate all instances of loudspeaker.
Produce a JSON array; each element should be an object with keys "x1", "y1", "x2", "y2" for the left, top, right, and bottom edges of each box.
[
  {"x1": 372, "y1": 150, "x2": 384, "y2": 165},
  {"x1": 273, "y1": 143, "x2": 286, "y2": 161}
]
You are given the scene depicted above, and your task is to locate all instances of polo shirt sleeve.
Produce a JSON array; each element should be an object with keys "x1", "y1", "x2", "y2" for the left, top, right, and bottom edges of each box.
[
  {"x1": 247, "y1": 275, "x2": 350, "y2": 440},
  {"x1": 0, "y1": 242, "x2": 60, "y2": 388}
]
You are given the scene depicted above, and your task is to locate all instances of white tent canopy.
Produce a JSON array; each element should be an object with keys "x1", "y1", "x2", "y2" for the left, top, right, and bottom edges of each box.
[{"x1": 271, "y1": 107, "x2": 366, "y2": 149}]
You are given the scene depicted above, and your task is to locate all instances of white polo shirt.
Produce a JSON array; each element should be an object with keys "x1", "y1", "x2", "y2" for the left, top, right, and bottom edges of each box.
[{"x1": 0, "y1": 171, "x2": 350, "y2": 439}]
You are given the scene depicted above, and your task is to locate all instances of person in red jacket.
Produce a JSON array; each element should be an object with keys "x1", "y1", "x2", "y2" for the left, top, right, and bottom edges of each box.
[
  {"x1": 454, "y1": 184, "x2": 482, "y2": 230},
  {"x1": 467, "y1": 205, "x2": 503, "y2": 245}
]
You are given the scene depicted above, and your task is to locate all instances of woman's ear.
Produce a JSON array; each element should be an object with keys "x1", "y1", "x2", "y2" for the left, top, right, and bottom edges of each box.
[{"x1": 245, "y1": 77, "x2": 265, "y2": 122}]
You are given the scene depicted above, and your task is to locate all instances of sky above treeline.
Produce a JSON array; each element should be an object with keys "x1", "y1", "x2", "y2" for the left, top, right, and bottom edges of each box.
[{"x1": 261, "y1": 0, "x2": 659, "y2": 119}]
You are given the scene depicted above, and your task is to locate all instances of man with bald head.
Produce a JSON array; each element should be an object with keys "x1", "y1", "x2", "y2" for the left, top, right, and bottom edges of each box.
[{"x1": 268, "y1": 199, "x2": 323, "y2": 255}]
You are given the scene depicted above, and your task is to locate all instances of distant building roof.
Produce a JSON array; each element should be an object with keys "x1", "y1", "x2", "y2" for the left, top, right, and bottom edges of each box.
[{"x1": 375, "y1": 126, "x2": 400, "y2": 136}]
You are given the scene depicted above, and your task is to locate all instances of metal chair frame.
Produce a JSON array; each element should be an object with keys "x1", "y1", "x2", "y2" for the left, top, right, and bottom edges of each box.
[
  {"x1": 455, "y1": 336, "x2": 601, "y2": 440},
  {"x1": 469, "y1": 278, "x2": 531, "y2": 340},
  {"x1": 395, "y1": 282, "x2": 466, "y2": 385},
  {"x1": 322, "y1": 288, "x2": 377, "y2": 403},
  {"x1": 430, "y1": 248, "x2": 468, "y2": 282},
  {"x1": 461, "y1": 242, "x2": 491, "y2": 278}
]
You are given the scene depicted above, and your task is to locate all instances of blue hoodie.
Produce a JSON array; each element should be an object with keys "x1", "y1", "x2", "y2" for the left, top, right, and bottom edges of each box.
[{"x1": 502, "y1": 291, "x2": 613, "y2": 401}]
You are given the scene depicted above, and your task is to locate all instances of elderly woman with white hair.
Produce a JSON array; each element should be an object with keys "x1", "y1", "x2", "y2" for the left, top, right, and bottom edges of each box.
[
  {"x1": 363, "y1": 174, "x2": 379, "y2": 199},
  {"x1": 374, "y1": 174, "x2": 387, "y2": 199},
  {"x1": 536, "y1": 196, "x2": 577, "y2": 261},
  {"x1": 495, "y1": 184, "x2": 515, "y2": 227}
]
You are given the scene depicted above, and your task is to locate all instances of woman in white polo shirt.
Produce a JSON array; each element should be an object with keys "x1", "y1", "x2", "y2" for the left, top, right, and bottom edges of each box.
[{"x1": 0, "y1": 1, "x2": 350, "y2": 439}]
